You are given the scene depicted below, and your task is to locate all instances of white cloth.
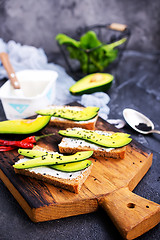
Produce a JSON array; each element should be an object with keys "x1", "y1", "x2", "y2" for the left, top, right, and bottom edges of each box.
[{"x1": 0, "y1": 38, "x2": 112, "y2": 120}]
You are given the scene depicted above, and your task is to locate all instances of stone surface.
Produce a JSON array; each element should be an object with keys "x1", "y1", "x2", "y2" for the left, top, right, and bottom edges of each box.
[
  {"x1": 0, "y1": 0, "x2": 160, "y2": 56},
  {"x1": 0, "y1": 1, "x2": 160, "y2": 239}
]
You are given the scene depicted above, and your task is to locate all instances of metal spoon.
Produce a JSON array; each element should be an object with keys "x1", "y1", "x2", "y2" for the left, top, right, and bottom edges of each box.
[{"x1": 123, "y1": 108, "x2": 160, "y2": 134}]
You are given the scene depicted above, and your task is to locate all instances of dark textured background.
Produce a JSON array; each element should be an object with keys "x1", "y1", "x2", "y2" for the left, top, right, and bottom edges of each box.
[
  {"x1": 0, "y1": 0, "x2": 160, "y2": 56},
  {"x1": 0, "y1": 1, "x2": 160, "y2": 240}
]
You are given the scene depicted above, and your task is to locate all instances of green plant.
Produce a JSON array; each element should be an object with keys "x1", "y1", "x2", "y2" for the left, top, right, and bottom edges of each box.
[{"x1": 56, "y1": 31, "x2": 127, "y2": 73}]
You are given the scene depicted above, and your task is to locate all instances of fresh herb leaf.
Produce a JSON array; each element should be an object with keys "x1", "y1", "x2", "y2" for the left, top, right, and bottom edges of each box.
[
  {"x1": 56, "y1": 33, "x2": 80, "y2": 48},
  {"x1": 80, "y1": 31, "x2": 102, "y2": 49},
  {"x1": 56, "y1": 31, "x2": 127, "y2": 73}
]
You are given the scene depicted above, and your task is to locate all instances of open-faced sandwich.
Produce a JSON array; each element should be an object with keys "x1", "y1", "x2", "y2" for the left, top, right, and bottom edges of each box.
[
  {"x1": 13, "y1": 146, "x2": 93, "y2": 193},
  {"x1": 58, "y1": 128, "x2": 132, "y2": 159},
  {"x1": 36, "y1": 106, "x2": 99, "y2": 130}
]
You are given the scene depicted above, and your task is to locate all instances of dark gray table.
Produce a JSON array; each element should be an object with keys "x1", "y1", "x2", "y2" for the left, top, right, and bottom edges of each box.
[{"x1": 0, "y1": 50, "x2": 159, "y2": 239}]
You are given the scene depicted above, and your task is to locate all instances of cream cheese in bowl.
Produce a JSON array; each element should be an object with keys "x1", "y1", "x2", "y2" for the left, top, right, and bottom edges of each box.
[{"x1": 0, "y1": 70, "x2": 58, "y2": 119}]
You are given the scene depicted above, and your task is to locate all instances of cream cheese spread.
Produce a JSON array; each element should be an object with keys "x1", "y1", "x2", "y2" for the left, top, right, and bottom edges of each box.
[
  {"x1": 15, "y1": 156, "x2": 88, "y2": 180},
  {"x1": 59, "y1": 129, "x2": 114, "y2": 152}
]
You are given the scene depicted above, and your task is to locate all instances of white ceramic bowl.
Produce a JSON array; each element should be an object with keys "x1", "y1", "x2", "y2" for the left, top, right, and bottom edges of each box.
[{"x1": 0, "y1": 69, "x2": 58, "y2": 119}]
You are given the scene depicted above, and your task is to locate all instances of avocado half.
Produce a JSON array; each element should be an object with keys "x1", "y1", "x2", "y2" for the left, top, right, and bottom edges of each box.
[
  {"x1": 69, "y1": 73, "x2": 114, "y2": 95},
  {"x1": 0, "y1": 116, "x2": 51, "y2": 134}
]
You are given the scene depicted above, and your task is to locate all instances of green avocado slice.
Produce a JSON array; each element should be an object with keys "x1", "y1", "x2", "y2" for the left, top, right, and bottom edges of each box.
[
  {"x1": 50, "y1": 159, "x2": 92, "y2": 172},
  {"x1": 13, "y1": 150, "x2": 93, "y2": 169},
  {"x1": 59, "y1": 128, "x2": 132, "y2": 148},
  {"x1": 18, "y1": 149, "x2": 52, "y2": 158},
  {"x1": 0, "y1": 116, "x2": 51, "y2": 134},
  {"x1": 69, "y1": 73, "x2": 113, "y2": 95},
  {"x1": 36, "y1": 106, "x2": 99, "y2": 121}
]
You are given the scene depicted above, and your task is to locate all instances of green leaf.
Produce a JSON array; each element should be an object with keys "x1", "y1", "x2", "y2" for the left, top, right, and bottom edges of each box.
[
  {"x1": 56, "y1": 32, "x2": 127, "y2": 74},
  {"x1": 80, "y1": 31, "x2": 102, "y2": 49},
  {"x1": 102, "y1": 38, "x2": 127, "y2": 52},
  {"x1": 56, "y1": 33, "x2": 80, "y2": 48}
]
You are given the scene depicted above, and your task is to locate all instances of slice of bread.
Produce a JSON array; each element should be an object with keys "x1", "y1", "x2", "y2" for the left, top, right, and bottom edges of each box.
[
  {"x1": 59, "y1": 129, "x2": 127, "y2": 159},
  {"x1": 14, "y1": 146, "x2": 93, "y2": 194},
  {"x1": 41, "y1": 106, "x2": 98, "y2": 130}
]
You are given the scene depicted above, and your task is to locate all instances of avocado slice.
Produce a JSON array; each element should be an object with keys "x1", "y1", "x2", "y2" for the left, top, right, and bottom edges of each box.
[
  {"x1": 36, "y1": 106, "x2": 99, "y2": 121},
  {"x1": 14, "y1": 150, "x2": 93, "y2": 169},
  {"x1": 69, "y1": 73, "x2": 113, "y2": 95},
  {"x1": 18, "y1": 149, "x2": 51, "y2": 158},
  {"x1": 59, "y1": 128, "x2": 132, "y2": 148},
  {"x1": 0, "y1": 116, "x2": 51, "y2": 134},
  {"x1": 50, "y1": 159, "x2": 92, "y2": 172}
]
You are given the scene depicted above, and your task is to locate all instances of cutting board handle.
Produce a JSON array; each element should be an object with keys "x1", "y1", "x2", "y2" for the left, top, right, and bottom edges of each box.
[{"x1": 98, "y1": 187, "x2": 160, "y2": 240}]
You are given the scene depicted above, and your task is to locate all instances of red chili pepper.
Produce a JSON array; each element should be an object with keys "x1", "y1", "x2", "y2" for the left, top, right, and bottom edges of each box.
[
  {"x1": 0, "y1": 133, "x2": 54, "y2": 150},
  {"x1": 21, "y1": 133, "x2": 55, "y2": 144},
  {"x1": 0, "y1": 146, "x2": 17, "y2": 151},
  {"x1": 0, "y1": 140, "x2": 34, "y2": 149}
]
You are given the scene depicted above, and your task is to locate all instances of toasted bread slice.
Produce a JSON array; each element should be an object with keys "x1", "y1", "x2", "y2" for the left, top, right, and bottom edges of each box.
[
  {"x1": 59, "y1": 130, "x2": 127, "y2": 159},
  {"x1": 14, "y1": 146, "x2": 93, "y2": 193},
  {"x1": 41, "y1": 106, "x2": 98, "y2": 130}
]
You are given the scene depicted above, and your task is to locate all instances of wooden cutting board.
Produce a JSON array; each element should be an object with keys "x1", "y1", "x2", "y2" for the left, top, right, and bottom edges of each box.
[{"x1": 0, "y1": 111, "x2": 159, "y2": 240}]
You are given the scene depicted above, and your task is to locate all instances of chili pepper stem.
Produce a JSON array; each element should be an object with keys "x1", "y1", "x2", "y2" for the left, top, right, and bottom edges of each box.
[{"x1": 34, "y1": 133, "x2": 55, "y2": 142}]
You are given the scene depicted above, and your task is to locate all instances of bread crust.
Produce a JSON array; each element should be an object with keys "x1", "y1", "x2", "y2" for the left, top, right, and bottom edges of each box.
[
  {"x1": 50, "y1": 116, "x2": 98, "y2": 130},
  {"x1": 59, "y1": 143, "x2": 126, "y2": 159},
  {"x1": 14, "y1": 146, "x2": 93, "y2": 193},
  {"x1": 47, "y1": 105, "x2": 98, "y2": 130},
  {"x1": 58, "y1": 130, "x2": 127, "y2": 159},
  {"x1": 14, "y1": 165, "x2": 92, "y2": 193}
]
